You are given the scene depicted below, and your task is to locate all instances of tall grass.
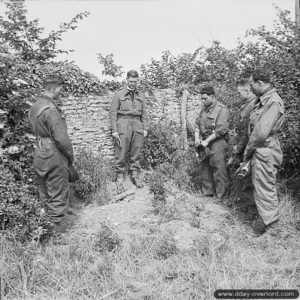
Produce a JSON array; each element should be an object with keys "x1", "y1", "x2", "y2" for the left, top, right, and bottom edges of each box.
[{"x1": 1, "y1": 186, "x2": 299, "y2": 300}]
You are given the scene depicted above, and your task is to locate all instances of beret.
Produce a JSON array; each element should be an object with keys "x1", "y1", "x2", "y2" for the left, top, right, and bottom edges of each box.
[{"x1": 43, "y1": 74, "x2": 64, "y2": 85}]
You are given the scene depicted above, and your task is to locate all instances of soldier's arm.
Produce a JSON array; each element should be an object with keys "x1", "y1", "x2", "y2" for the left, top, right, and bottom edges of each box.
[
  {"x1": 141, "y1": 95, "x2": 148, "y2": 131},
  {"x1": 205, "y1": 107, "x2": 229, "y2": 144},
  {"x1": 244, "y1": 102, "x2": 282, "y2": 159},
  {"x1": 235, "y1": 129, "x2": 248, "y2": 154},
  {"x1": 46, "y1": 109, "x2": 74, "y2": 163},
  {"x1": 194, "y1": 117, "x2": 201, "y2": 141},
  {"x1": 235, "y1": 116, "x2": 250, "y2": 154},
  {"x1": 109, "y1": 93, "x2": 119, "y2": 133}
]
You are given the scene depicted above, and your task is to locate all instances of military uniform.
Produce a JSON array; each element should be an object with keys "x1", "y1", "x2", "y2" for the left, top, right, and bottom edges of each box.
[
  {"x1": 195, "y1": 101, "x2": 229, "y2": 198},
  {"x1": 29, "y1": 95, "x2": 74, "y2": 224},
  {"x1": 244, "y1": 87, "x2": 284, "y2": 226},
  {"x1": 233, "y1": 96, "x2": 256, "y2": 203},
  {"x1": 109, "y1": 87, "x2": 148, "y2": 177},
  {"x1": 235, "y1": 96, "x2": 257, "y2": 157}
]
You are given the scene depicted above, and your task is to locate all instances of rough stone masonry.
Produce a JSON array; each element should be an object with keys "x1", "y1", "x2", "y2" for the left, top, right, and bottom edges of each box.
[{"x1": 62, "y1": 89, "x2": 203, "y2": 158}]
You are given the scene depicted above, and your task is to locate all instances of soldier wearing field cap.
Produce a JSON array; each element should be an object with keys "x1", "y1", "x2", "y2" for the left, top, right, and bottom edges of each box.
[
  {"x1": 228, "y1": 78, "x2": 257, "y2": 206},
  {"x1": 243, "y1": 69, "x2": 285, "y2": 235},
  {"x1": 195, "y1": 85, "x2": 229, "y2": 200},
  {"x1": 109, "y1": 70, "x2": 148, "y2": 189},
  {"x1": 29, "y1": 74, "x2": 74, "y2": 232}
]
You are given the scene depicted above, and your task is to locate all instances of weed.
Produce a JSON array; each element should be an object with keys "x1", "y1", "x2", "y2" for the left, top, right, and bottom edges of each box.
[
  {"x1": 153, "y1": 232, "x2": 178, "y2": 260},
  {"x1": 73, "y1": 147, "x2": 114, "y2": 204},
  {"x1": 148, "y1": 171, "x2": 167, "y2": 214},
  {"x1": 93, "y1": 222, "x2": 122, "y2": 253}
]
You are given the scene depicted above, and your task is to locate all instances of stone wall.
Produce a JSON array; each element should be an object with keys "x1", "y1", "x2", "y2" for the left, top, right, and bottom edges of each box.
[{"x1": 62, "y1": 89, "x2": 202, "y2": 157}]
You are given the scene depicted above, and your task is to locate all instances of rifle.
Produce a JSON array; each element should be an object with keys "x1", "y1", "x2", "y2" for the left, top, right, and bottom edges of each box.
[
  {"x1": 235, "y1": 159, "x2": 251, "y2": 179},
  {"x1": 195, "y1": 144, "x2": 211, "y2": 162},
  {"x1": 230, "y1": 158, "x2": 251, "y2": 204}
]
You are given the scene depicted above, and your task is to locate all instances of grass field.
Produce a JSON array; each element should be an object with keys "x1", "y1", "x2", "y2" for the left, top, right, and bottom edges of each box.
[{"x1": 1, "y1": 177, "x2": 299, "y2": 300}]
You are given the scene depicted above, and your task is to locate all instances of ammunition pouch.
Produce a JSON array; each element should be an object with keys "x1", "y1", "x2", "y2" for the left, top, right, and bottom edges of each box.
[{"x1": 36, "y1": 136, "x2": 55, "y2": 159}]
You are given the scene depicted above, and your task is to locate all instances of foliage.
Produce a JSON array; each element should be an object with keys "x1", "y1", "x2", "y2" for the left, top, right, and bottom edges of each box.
[
  {"x1": 93, "y1": 222, "x2": 122, "y2": 253},
  {"x1": 97, "y1": 53, "x2": 124, "y2": 78},
  {"x1": 141, "y1": 119, "x2": 180, "y2": 169},
  {"x1": 72, "y1": 148, "x2": 114, "y2": 204},
  {"x1": 0, "y1": 166, "x2": 53, "y2": 242},
  {"x1": 0, "y1": 0, "x2": 89, "y2": 61}
]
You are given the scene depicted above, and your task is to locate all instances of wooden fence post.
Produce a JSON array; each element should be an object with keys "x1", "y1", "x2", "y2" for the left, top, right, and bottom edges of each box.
[{"x1": 181, "y1": 90, "x2": 189, "y2": 151}]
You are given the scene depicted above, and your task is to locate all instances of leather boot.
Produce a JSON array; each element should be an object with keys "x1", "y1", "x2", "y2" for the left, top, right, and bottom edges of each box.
[{"x1": 131, "y1": 171, "x2": 143, "y2": 188}]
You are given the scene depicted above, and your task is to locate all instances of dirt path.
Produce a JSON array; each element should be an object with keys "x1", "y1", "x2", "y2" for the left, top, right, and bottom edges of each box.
[
  {"x1": 76, "y1": 183, "x2": 154, "y2": 238},
  {"x1": 74, "y1": 178, "x2": 233, "y2": 252}
]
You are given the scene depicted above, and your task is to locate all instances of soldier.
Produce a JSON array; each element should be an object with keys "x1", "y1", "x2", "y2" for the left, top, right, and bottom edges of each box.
[
  {"x1": 195, "y1": 85, "x2": 229, "y2": 200},
  {"x1": 109, "y1": 70, "x2": 148, "y2": 188},
  {"x1": 228, "y1": 78, "x2": 256, "y2": 206},
  {"x1": 243, "y1": 69, "x2": 284, "y2": 235},
  {"x1": 29, "y1": 74, "x2": 74, "y2": 233}
]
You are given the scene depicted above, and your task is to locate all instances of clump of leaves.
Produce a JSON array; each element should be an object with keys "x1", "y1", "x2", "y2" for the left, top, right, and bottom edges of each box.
[
  {"x1": 93, "y1": 222, "x2": 122, "y2": 253},
  {"x1": 97, "y1": 53, "x2": 124, "y2": 78},
  {"x1": 73, "y1": 148, "x2": 114, "y2": 204},
  {"x1": 148, "y1": 171, "x2": 167, "y2": 214},
  {"x1": 141, "y1": 120, "x2": 179, "y2": 169},
  {"x1": 0, "y1": 166, "x2": 53, "y2": 242},
  {"x1": 189, "y1": 203, "x2": 203, "y2": 229}
]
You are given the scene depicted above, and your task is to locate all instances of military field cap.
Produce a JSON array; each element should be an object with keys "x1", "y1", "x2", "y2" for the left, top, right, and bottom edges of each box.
[{"x1": 43, "y1": 74, "x2": 64, "y2": 86}]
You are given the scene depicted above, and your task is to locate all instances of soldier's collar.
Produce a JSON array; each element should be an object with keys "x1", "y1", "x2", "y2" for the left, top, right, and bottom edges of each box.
[
  {"x1": 125, "y1": 87, "x2": 139, "y2": 95},
  {"x1": 259, "y1": 87, "x2": 276, "y2": 105},
  {"x1": 40, "y1": 94, "x2": 60, "y2": 111},
  {"x1": 207, "y1": 100, "x2": 218, "y2": 111},
  {"x1": 241, "y1": 95, "x2": 256, "y2": 109}
]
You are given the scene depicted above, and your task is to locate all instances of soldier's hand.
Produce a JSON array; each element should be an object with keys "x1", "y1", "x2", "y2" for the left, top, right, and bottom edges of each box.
[
  {"x1": 195, "y1": 138, "x2": 201, "y2": 147},
  {"x1": 143, "y1": 130, "x2": 148, "y2": 137},
  {"x1": 201, "y1": 140, "x2": 209, "y2": 148},
  {"x1": 112, "y1": 132, "x2": 122, "y2": 147},
  {"x1": 112, "y1": 132, "x2": 120, "y2": 139},
  {"x1": 227, "y1": 156, "x2": 235, "y2": 166},
  {"x1": 232, "y1": 145, "x2": 238, "y2": 155}
]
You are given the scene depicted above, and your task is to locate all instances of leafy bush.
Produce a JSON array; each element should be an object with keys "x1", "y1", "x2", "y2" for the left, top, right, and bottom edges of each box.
[
  {"x1": 73, "y1": 148, "x2": 114, "y2": 205},
  {"x1": 141, "y1": 120, "x2": 180, "y2": 169},
  {"x1": 0, "y1": 166, "x2": 53, "y2": 242}
]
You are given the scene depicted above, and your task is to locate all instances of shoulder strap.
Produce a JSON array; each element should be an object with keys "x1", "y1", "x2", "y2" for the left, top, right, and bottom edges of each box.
[{"x1": 28, "y1": 99, "x2": 56, "y2": 136}]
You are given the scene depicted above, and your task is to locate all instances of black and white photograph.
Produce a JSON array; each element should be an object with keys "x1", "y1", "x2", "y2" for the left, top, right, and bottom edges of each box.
[{"x1": 0, "y1": 0, "x2": 299, "y2": 299}]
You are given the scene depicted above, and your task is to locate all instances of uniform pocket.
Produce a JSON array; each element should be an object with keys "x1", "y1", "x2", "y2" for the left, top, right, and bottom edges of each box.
[
  {"x1": 133, "y1": 119, "x2": 143, "y2": 133},
  {"x1": 119, "y1": 97, "x2": 131, "y2": 112},
  {"x1": 36, "y1": 140, "x2": 54, "y2": 159},
  {"x1": 206, "y1": 116, "x2": 216, "y2": 130},
  {"x1": 134, "y1": 97, "x2": 143, "y2": 113},
  {"x1": 255, "y1": 148, "x2": 272, "y2": 161},
  {"x1": 117, "y1": 119, "x2": 128, "y2": 135}
]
